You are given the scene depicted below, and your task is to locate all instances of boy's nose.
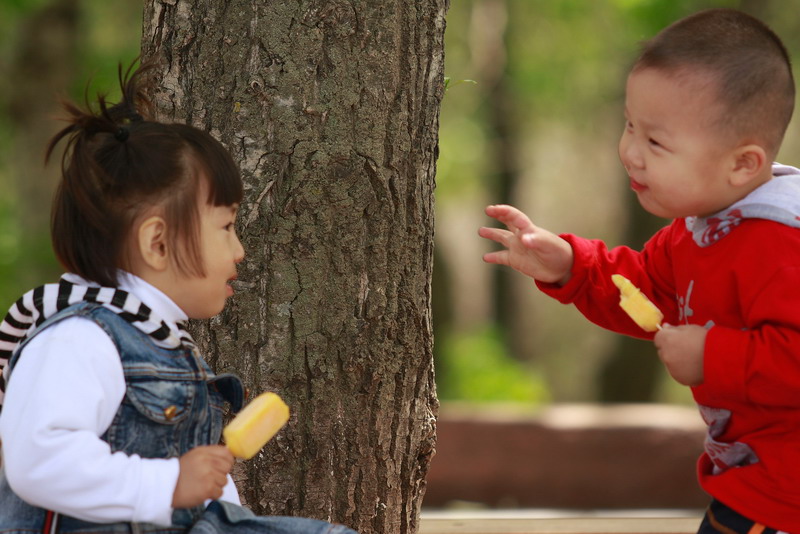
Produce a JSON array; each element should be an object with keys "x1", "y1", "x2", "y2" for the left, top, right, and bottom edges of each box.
[{"x1": 619, "y1": 137, "x2": 644, "y2": 171}]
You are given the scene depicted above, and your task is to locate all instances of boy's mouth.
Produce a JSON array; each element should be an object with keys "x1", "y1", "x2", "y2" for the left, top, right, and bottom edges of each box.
[{"x1": 629, "y1": 177, "x2": 647, "y2": 192}]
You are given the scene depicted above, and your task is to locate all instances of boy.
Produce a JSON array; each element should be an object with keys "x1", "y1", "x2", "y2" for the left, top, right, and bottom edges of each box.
[{"x1": 480, "y1": 9, "x2": 800, "y2": 534}]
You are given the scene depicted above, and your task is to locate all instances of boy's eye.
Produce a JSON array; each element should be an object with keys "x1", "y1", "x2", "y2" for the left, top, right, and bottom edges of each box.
[{"x1": 648, "y1": 138, "x2": 662, "y2": 148}]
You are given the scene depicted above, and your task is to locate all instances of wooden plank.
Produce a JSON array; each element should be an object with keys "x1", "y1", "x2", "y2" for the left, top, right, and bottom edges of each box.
[{"x1": 418, "y1": 516, "x2": 701, "y2": 534}]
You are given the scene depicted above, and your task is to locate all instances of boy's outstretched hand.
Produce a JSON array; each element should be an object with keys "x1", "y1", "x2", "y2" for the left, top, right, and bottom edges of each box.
[
  {"x1": 172, "y1": 445, "x2": 234, "y2": 509},
  {"x1": 479, "y1": 204, "x2": 574, "y2": 285}
]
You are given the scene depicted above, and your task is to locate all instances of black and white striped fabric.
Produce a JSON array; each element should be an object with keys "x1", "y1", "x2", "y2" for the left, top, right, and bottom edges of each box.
[{"x1": 0, "y1": 275, "x2": 196, "y2": 409}]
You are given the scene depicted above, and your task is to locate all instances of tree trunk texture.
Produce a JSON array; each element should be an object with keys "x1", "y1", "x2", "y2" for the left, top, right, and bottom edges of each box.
[{"x1": 141, "y1": 1, "x2": 446, "y2": 533}]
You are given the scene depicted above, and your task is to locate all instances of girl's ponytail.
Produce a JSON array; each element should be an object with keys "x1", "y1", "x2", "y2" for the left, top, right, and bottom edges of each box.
[{"x1": 47, "y1": 61, "x2": 161, "y2": 286}]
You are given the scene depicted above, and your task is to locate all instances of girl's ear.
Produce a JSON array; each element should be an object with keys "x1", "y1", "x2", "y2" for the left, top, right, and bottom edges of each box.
[
  {"x1": 138, "y1": 216, "x2": 170, "y2": 271},
  {"x1": 729, "y1": 144, "x2": 768, "y2": 188}
]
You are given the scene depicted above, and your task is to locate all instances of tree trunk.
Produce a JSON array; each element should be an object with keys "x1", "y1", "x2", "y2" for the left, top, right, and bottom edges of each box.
[{"x1": 141, "y1": 1, "x2": 445, "y2": 533}]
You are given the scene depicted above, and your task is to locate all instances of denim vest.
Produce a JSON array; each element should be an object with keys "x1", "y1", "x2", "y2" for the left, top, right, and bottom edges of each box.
[{"x1": 0, "y1": 302, "x2": 245, "y2": 533}]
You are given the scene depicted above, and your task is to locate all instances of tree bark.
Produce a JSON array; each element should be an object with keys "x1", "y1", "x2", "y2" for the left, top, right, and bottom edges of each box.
[{"x1": 141, "y1": 1, "x2": 445, "y2": 532}]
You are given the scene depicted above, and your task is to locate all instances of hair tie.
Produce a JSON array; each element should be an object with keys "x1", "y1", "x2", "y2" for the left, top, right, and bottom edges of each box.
[{"x1": 114, "y1": 127, "x2": 130, "y2": 142}]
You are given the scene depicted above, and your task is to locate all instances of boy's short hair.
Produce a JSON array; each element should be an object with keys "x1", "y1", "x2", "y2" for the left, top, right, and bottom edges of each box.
[{"x1": 633, "y1": 8, "x2": 795, "y2": 156}]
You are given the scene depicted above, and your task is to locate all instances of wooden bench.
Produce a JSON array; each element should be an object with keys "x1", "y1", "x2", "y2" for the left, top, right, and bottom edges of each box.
[{"x1": 418, "y1": 510, "x2": 702, "y2": 534}]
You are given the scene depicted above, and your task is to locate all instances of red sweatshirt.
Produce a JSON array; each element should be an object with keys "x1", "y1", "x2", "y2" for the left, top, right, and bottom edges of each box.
[{"x1": 538, "y1": 206, "x2": 800, "y2": 530}]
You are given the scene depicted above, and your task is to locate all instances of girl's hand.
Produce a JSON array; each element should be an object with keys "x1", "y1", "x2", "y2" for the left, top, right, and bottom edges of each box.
[
  {"x1": 172, "y1": 445, "x2": 234, "y2": 509},
  {"x1": 654, "y1": 324, "x2": 707, "y2": 386},
  {"x1": 479, "y1": 204, "x2": 574, "y2": 285}
]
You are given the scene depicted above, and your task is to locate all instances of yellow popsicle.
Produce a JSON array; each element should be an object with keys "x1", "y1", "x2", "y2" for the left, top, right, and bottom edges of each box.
[
  {"x1": 223, "y1": 392, "x2": 290, "y2": 459},
  {"x1": 611, "y1": 274, "x2": 663, "y2": 332}
]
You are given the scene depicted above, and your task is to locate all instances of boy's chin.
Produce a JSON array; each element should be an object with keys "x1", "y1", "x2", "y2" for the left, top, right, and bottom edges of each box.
[
  {"x1": 637, "y1": 202, "x2": 668, "y2": 219},
  {"x1": 636, "y1": 195, "x2": 679, "y2": 220}
]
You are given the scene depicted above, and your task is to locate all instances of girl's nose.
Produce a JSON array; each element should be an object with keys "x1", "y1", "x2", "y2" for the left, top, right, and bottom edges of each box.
[{"x1": 233, "y1": 234, "x2": 245, "y2": 263}]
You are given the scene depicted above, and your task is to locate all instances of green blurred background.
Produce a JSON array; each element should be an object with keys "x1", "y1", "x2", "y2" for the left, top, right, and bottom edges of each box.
[{"x1": 2, "y1": 0, "x2": 799, "y2": 406}]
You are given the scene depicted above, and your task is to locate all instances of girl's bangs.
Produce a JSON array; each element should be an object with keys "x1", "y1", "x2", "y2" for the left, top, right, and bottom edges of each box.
[{"x1": 174, "y1": 124, "x2": 243, "y2": 206}]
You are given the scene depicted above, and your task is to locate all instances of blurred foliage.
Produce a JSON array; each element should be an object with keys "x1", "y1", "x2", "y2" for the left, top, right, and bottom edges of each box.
[
  {"x1": 73, "y1": 1, "x2": 142, "y2": 100},
  {"x1": 0, "y1": 0, "x2": 141, "y2": 312},
  {"x1": 436, "y1": 326, "x2": 550, "y2": 403}
]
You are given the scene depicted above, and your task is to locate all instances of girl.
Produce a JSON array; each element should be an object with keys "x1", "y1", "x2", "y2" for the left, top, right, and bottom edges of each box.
[{"x1": 0, "y1": 63, "x2": 357, "y2": 534}]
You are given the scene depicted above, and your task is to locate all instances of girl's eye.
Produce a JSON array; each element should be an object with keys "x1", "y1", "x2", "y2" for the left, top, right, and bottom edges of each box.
[{"x1": 648, "y1": 138, "x2": 662, "y2": 149}]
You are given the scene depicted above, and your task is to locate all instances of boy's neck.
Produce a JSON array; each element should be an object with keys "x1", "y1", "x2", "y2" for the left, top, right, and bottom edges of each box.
[{"x1": 707, "y1": 165, "x2": 774, "y2": 217}]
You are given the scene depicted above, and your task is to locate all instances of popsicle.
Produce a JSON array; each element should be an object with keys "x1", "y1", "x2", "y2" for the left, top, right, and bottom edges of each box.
[
  {"x1": 611, "y1": 274, "x2": 663, "y2": 332},
  {"x1": 223, "y1": 392, "x2": 290, "y2": 459}
]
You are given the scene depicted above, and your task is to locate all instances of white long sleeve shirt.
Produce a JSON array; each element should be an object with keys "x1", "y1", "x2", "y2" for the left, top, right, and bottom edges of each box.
[{"x1": 0, "y1": 272, "x2": 239, "y2": 526}]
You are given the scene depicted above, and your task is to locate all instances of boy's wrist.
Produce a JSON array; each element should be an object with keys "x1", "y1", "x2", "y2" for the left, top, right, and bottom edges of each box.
[{"x1": 556, "y1": 270, "x2": 573, "y2": 286}]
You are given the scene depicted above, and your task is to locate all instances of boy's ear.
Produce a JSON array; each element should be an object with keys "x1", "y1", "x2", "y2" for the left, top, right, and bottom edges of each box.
[
  {"x1": 138, "y1": 216, "x2": 170, "y2": 271},
  {"x1": 729, "y1": 144, "x2": 768, "y2": 187}
]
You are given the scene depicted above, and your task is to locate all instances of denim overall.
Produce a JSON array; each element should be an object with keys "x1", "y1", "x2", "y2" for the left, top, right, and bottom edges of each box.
[{"x1": 0, "y1": 302, "x2": 357, "y2": 534}]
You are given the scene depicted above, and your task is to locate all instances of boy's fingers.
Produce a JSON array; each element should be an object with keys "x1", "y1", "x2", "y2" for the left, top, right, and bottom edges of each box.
[
  {"x1": 478, "y1": 226, "x2": 513, "y2": 245},
  {"x1": 485, "y1": 204, "x2": 511, "y2": 216},
  {"x1": 483, "y1": 251, "x2": 509, "y2": 265},
  {"x1": 496, "y1": 214, "x2": 528, "y2": 234},
  {"x1": 503, "y1": 212, "x2": 534, "y2": 233},
  {"x1": 485, "y1": 204, "x2": 533, "y2": 234}
]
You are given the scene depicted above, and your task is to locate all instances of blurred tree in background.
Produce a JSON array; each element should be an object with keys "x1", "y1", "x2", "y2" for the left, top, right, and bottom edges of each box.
[
  {"x1": 0, "y1": 0, "x2": 141, "y2": 300},
  {"x1": 2, "y1": 0, "x2": 800, "y2": 405}
]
